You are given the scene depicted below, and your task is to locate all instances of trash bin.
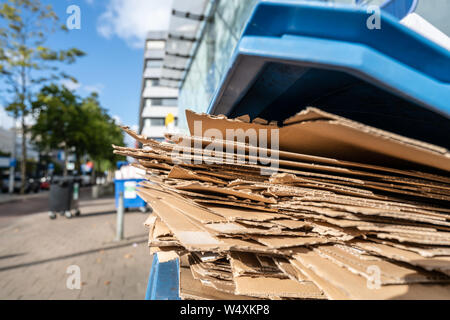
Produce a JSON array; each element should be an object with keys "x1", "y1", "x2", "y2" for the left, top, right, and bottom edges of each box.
[
  {"x1": 48, "y1": 176, "x2": 81, "y2": 219},
  {"x1": 208, "y1": 1, "x2": 450, "y2": 149},
  {"x1": 114, "y1": 178, "x2": 148, "y2": 213}
]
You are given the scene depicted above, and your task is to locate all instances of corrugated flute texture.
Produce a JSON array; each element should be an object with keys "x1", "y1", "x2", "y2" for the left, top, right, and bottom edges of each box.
[{"x1": 114, "y1": 108, "x2": 450, "y2": 300}]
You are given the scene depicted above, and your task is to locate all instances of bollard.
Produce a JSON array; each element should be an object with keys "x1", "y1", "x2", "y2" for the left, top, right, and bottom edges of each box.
[
  {"x1": 116, "y1": 191, "x2": 124, "y2": 241},
  {"x1": 92, "y1": 185, "x2": 99, "y2": 199}
]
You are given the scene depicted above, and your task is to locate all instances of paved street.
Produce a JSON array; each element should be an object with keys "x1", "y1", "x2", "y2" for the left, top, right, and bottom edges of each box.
[
  {"x1": 0, "y1": 191, "x2": 153, "y2": 300},
  {"x1": 0, "y1": 192, "x2": 50, "y2": 229}
]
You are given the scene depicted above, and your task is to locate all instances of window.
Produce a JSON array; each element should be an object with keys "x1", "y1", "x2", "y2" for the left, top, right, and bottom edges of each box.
[
  {"x1": 146, "y1": 40, "x2": 165, "y2": 50},
  {"x1": 146, "y1": 98, "x2": 161, "y2": 107},
  {"x1": 145, "y1": 117, "x2": 178, "y2": 128},
  {"x1": 161, "y1": 98, "x2": 178, "y2": 106},
  {"x1": 145, "y1": 79, "x2": 159, "y2": 87},
  {"x1": 146, "y1": 59, "x2": 163, "y2": 69},
  {"x1": 149, "y1": 118, "x2": 166, "y2": 126},
  {"x1": 145, "y1": 98, "x2": 178, "y2": 107}
]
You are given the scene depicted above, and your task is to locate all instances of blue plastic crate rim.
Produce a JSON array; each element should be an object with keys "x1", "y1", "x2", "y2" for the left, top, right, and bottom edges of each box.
[{"x1": 207, "y1": 1, "x2": 450, "y2": 150}]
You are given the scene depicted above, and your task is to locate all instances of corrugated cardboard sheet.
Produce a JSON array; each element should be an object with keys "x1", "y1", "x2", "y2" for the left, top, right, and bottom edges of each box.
[{"x1": 115, "y1": 108, "x2": 450, "y2": 299}]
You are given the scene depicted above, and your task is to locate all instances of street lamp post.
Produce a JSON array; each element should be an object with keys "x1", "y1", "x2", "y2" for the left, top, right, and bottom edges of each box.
[{"x1": 8, "y1": 117, "x2": 17, "y2": 194}]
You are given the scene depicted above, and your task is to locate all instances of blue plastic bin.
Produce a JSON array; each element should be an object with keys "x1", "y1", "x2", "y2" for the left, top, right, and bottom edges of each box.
[
  {"x1": 145, "y1": 253, "x2": 180, "y2": 300},
  {"x1": 114, "y1": 178, "x2": 147, "y2": 209},
  {"x1": 207, "y1": 0, "x2": 450, "y2": 149}
]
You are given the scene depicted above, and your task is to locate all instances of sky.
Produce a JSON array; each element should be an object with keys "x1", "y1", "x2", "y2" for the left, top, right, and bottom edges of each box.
[{"x1": 0, "y1": 0, "x2": 173, "y2": 130}]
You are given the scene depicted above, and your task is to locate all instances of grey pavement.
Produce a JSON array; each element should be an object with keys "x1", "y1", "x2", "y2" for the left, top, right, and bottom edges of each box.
[
  {"x1": 0, "y1": 195, "x2": 153, "y2": 300},
  {"x1": 0, "y1": 191, "x2": 48, "y2": 204}
]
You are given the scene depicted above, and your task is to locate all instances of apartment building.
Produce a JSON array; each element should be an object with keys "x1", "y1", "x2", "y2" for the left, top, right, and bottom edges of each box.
[{"x1": 138, "y1": 31, "x2": 179, "y2": 141}]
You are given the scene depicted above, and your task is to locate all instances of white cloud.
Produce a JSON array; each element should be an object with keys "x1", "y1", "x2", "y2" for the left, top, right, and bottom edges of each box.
[
  {"x1": 112, "y1": 114, "x2": 122, "y2": 124},
  {"x1": 60, "y1": 80, "x2": 105, "y2": 95},
  {"x1": 97, "y1": 0, "x2": 173, "y2": 48},
  {"x1": 0, "y1": 105, "x2": 36, "y2": 129},
  {"x1": 83, "y1": 83, "x2": 105, "y2": 94},
  {"x1": 61, "y1": 79, "x2": 81, "y2": 91},
  {"x1": 0, "y1": 107, "x2": 14, "y2": 129}
]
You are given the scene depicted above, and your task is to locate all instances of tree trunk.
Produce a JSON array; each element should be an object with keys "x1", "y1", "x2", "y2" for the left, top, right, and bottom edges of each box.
[
  {"x1": 63, "y1": 143, "x2": 68, "y2": 177},
  {"x1": 91, "y1": 161, "x2": 96, "y2": 185},
  {"x1": 75, "y1": 153, "x2": 82, "y2": 174},
  {"x1": 20, "y1": 115, "x2": 27, "y2": 194}
]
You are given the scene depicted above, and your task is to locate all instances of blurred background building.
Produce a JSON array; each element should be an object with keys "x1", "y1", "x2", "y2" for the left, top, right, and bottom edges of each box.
[{"x1": 138, "y1": 31, "x2": 179, "y2": 141}]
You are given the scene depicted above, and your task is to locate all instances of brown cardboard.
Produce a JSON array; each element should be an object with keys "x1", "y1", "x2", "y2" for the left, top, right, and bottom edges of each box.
[
  {"x1": 114, "y1": 109, "x2": 450, "y2": 300},
  {"x1": 254, "y1": 236, "x2": 331, "y2": 248},
  {"x1": 168, "y1": 166, "x2": 227, "y2": 184},
  {"x1": 137, "y1": 189, "x2": 228, "y2": 252},
  {"x1": 350, "y1": 240, "x2": 450, "y2": 276},
  {"x1": 288, "y1": 258, "x2": 349, "y2": 300},
  {"x1": 179, "y1": 266, "x2": 254, "y2": 300},
  {"x1": 313, "y1": 245, "x2": 450, "y2": 284},
  {"x1": 233, "y1": 276, "x2": 325, "y2": 299},
  {"x1": 175, "y1": 182, "x2": 277, "y2": 204},
  {"x1": 167, "y1": 132, "x2": 450, "y2": 184},
  {"x1": 185, "y1": 108, "x2": 450, "y2": 171},
  {"x1": 292, "y1": 248, "x2": 450, "y2": 299},
  {"x1": 228, "y1": 252, "x2": 284, "y2": 278}
]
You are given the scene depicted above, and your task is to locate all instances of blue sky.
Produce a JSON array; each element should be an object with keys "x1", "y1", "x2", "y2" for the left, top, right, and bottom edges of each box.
[{"x1": 0, "y1": 0, "x2": 173, "y2": 130}]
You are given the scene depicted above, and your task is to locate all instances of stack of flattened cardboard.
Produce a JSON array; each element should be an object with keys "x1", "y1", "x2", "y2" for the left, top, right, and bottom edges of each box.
[{"x1": 114, "y1": 107, "x2": 450, "y2": 299}]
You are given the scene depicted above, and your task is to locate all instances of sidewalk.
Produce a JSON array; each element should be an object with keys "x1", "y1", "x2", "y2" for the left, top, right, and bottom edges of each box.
[
  {"x1": 0, "y1": 196, "x2": 153, "y2": 300},
  {"x1": 0, "y1": 191, "x2": 48, "y2": 204}
]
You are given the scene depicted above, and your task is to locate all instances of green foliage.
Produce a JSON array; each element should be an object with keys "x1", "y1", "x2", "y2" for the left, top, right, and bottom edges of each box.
[
  {"x1": 0, "y1": 0, "x2": 85, "y2": 191},
  {"x1": 32, "y1": 84, "x2": 125, "y2": 172},
  {"x1": 31, "y1": 84, "x2": 85, "y2": 152},
  {"x1": 0, "y1": 0, "x2": 85, "y2": 113},
  {"x1": 79, "y1": 93, "x2": 125, "y2": 171}
]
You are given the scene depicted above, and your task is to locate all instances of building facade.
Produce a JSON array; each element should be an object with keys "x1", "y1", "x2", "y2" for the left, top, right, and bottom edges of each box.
[
  {"x1": 138, "y1": 31, "x2": 179, "y2": 141},
  {"x1": 161, "y1": 0, "x2": 258, "y2": 132}
]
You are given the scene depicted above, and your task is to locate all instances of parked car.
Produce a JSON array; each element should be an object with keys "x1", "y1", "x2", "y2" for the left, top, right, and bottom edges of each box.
[
  {"x1": 39, "y1": 176, "x2": 51, "y2": 190},
  {"x1": 26, "y1": 177, "x2": 40, "y2": 193},
  {"x1": 1, "y1": 174, "x2": 40, "y2": 193},
  {"x1": 80, "y1": 174, "x2": 92, "y2": 187}
]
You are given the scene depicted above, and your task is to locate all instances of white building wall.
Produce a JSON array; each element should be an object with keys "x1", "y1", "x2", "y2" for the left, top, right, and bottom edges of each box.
[
  {"x1": 142, "y1": 86, "x2": 178, "y2": 99},
  {"x1": 141, "y1": 106, "x2": 178, "y2": 118},
  {"x1": 139, "y1": 31, "x2": 179, "y2": 140}
]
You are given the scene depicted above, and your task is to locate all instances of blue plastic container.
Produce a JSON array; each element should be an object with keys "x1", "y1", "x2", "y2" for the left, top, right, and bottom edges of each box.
[
  {"x1": 356, "y1": 0, "x2": 418, "y2": 19},
  {"x1": 114, "y1": 178, "x2": 147, "y2": 209},
  {"x1": 207, "y1": 0, "x2": 450, "y2": 149},
  {"x1": 145, "y1": 253, "x2": 180, "y2": 300}
]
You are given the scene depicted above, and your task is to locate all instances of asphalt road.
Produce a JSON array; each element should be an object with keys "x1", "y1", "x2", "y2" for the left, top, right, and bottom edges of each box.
[{"x1": 0, "y1": 187, "x2": 93, "y2": 229}]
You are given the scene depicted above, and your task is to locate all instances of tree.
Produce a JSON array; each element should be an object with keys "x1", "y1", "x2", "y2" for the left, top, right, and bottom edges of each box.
[
  {"x1": 0, "y1": 0, "x2": 85, "y2": 193},
  {"x1": 80, "y1": 92, "x2": 125, "y2": 178},
  {"x1": 31, "y1": 85, "x2": 125, "y2": 178},
  {"x1": 31, "y1": 84, "x2": 86, "y2": 176}
]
